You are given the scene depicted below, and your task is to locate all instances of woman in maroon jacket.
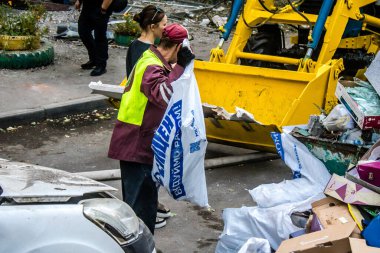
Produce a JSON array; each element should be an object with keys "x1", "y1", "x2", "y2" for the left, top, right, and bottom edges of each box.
[{"x1": 109, "y1": 24, "x2": 195, "y2": 234}]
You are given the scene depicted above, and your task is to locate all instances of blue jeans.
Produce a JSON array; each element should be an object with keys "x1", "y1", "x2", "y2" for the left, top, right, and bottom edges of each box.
[{"x1": 120, "y1": 161, "x2": 158, "y2": 234}]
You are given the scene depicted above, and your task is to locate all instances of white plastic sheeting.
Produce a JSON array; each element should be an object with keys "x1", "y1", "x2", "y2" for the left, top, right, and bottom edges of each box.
[
  {"x1": 237, "y1": 237, "x2": 271, "y2": 253},
  {"x1": 215, "y1": 194, "x2": 325, "y2": 252},
  {"x1": 216, "y1": 130, "x2": 331, "y2": 252},
  {"x1": 250, "y1": 132, "x2": 331, "y2": 208},
  {"x1": 249, "y1": 178, "x2": 323, "y2": 209},
  {"x1": 322, "y1": 104, "x2": 355, "y2": 131}
]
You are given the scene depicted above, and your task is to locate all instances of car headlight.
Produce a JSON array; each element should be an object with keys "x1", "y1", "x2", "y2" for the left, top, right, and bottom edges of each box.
[{"x1": 81, "y1": 198, "x2": 140, "y2": 245}]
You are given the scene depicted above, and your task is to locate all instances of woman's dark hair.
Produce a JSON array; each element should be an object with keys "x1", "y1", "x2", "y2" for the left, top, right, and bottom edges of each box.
[{"x1": 133, "y1": 5, "x2": 165, "y2": 30}]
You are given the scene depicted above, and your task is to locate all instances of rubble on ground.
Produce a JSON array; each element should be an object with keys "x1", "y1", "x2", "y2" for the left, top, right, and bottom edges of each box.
[{"x1": 216, "y1": 52, "x2": 380, "y2": 253}]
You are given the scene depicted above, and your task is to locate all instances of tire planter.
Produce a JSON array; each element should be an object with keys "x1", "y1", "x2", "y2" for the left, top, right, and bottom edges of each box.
[
  {"x1": 0, "y1": 40, "x2": 54, "y2": 69},
  {"x1": 0, "y1": 35, "x2": 40, "y2": 51},
  {"x1": 114, "y1": 33, "x2": 136, "y2": 47}
]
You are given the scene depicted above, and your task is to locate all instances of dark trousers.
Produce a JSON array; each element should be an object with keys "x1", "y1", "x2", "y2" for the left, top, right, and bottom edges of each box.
[
  {"x1": 120, "y1": 161, "x2": 158, "y2": 234},
  {"x1": 78, "y1": 9, "x2": 110, "y2": 68}
]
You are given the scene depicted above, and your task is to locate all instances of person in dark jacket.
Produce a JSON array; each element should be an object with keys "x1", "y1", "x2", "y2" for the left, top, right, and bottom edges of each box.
[
  {"x1": 126, "y1": 5, "x2": 167, "y2": 78},
  {"x1": 75, "y1": 0, "x2": 113, "y2": 76},
  {"x1": 126, "y1": 5, "x2": 171, "y2": 229},
  {"x1": 108, "y1": 23, "x2": 195, "y2": 234}
]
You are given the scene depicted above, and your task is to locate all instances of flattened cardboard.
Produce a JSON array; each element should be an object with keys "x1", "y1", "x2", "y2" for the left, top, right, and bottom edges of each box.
[
  {"x1": 311, "y1": 197, "x2": 354, "y2": 229},
  {"x1": 350, "y1": 238, "x2": 380, "y2": 253},
  {"x1": 324, "y1": 174, "x2": 380, "y2": 206},
  {"x1": 276, "y1": 222, "x2": 357, "y2": 253}
]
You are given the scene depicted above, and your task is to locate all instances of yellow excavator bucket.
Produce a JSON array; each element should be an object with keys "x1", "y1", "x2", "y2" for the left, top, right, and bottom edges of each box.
[{"x1": 194, "y1": 59, "x2": 341, "y2": 152}]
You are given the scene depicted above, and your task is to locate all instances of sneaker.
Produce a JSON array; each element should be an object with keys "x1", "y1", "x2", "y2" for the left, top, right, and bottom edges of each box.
[
  {"x1": 157, "y1": 203, "x2": 172, "y2": 219},
  {"x1": 155, "y1": 217, "x2": 167, "y2": 229},
  {"x1": 80, "y1": 60, "x2": 95, "y2": 69}
]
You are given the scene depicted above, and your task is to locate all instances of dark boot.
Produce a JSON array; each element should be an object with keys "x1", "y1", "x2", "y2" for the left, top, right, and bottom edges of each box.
[
  {"x1": 90, "y1": 66, "x2": 107, "y2": 76},
  {"x1": 81, "y1": 60, "x2": 96, "y2": 69}
]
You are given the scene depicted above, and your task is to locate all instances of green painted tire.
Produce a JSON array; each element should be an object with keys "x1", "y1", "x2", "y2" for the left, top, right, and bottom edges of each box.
[{"x1": 0, "y1": 40, "x2": 54, "y2": 69}]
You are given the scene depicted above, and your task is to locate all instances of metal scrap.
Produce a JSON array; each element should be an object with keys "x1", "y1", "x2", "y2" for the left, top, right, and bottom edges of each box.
[{"x1": 202, "y1": 103, "x2": 261, "y2": 124}]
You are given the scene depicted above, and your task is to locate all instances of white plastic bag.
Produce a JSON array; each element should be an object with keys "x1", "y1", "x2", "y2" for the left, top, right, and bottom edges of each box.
[
  {"x1": 215, "y1": 193, "x2": 324, "y2": 252},
  {"x1": 270, "y1": 131, "x2": 331, "y2": 184},
  {"x1": 249, "y1": 178, "x2": 325, "y2": 208},
  {"x1": 322, "y1": 104, "x2": 355, "y2": 131},
  {"x1": 250, "y1": 132, "x2": 331, "y2": 208},
  {"x1": 151, "y1": 61, "x2": 209, "y2": 207},
  {"x1": 237, "y1": 237, "x2": 271, "y2": 253}
]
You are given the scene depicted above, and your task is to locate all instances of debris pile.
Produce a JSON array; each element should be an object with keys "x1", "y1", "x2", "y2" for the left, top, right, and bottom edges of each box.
[
  {"x1": 203, "y1": 104, "x2": 262, "y2": 124},
  {"x1": 216, "y1": 52, "x2": 380, "y2": 253},
  {"x1": 0, "y1": 108, "x2": 116, "y2": 134},
  {"x1": 49, "y1": 0, "x2": 230, "y2": 42}
]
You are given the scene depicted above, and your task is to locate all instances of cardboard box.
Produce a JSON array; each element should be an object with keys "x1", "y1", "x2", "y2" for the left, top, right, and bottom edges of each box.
[
  {"x1": 324, "y1": 174, "x2": 380, "y2": 206},
  {"x1": 289, "y1": 229, "x2": 307, "y2": 239},
  {"x1": 360, "y1": 138, "x2": 380, "y2": 161},
  {"x1": 276, "y1": 222, "x2": 356, "y2": 253},
  {"x1": 346, "y1": 139, "x2": 380, "y2": 194},
  {"x1": 335, "y1": 79, "x2": 380, "y2": 129},
  {"x1": 350, "y1": 238, "x2": 380, "y2": 253},
  {"x1": 311, "y1": 197, "x2": 354, "y2": 229},
  {"x1": 346, "y1": 167, "x2": 380, "y2": 194},
  {"x1": 309, "y1": 214, "x2": 323, "y2": 232},
  {"x1": 357, "y1": 161, "x2": 380, "y2": 187}
]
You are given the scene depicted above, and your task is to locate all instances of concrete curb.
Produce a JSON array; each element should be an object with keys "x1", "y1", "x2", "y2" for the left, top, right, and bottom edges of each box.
[
  {"x1": 0, "y1": 95, "x2": 110, "y2": 129},
  {"x1": 76, "y1": 153, "x2": 279, "y2": 181}
]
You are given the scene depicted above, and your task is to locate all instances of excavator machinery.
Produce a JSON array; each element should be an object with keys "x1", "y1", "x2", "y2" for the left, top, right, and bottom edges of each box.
[{"x1": 194, "y1": 0, "x2": 380, "y2": 152}]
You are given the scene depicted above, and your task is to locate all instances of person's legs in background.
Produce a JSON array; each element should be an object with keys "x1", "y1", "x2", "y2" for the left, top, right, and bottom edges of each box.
[
  {"x1": 78, "y1": 10, "x2": 96, "y2": 70},
  {"x1": 90, "y1": 12, "x2": 110, "y2": 76}
]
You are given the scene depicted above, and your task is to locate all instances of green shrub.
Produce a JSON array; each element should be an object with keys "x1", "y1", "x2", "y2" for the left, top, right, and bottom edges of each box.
[
  {"x1": 113, "y1": 14, "x2": 141, "y2": 36},
  {"x1": 0, "y1": 4, "x2": 48, "y2": 37}
]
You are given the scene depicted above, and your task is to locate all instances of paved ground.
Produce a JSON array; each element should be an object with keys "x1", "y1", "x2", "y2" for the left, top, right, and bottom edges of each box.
[
  {"x1": 0, "y1": 11, "x2": 221, "y2": 122},
  {"x1": 0, "y1": 7, "x2": 289, "y2": 253},
  {"x1": 0, "y1": 114, "x2": 292, "y2": 252}
]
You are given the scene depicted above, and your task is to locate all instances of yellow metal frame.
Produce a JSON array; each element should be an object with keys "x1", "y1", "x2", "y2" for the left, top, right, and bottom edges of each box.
[
  {"x1": 194, "y1": 0, "x2": 380, "y2": 151},
  {"x1": 219, "y1": 0, "x2": 378, "y2": 69},
  {"x1": 338, "y1": 35, "x2": 380, "y2": 51}
]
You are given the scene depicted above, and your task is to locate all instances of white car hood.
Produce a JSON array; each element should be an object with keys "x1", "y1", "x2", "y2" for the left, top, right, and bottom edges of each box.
[{"x1": 0, "y1": 159, "x2": 116, "y2": 202}]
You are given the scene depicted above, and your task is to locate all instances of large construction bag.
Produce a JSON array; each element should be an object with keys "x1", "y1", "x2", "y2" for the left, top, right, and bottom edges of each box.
[{"x1": 151, "y1": 61, "x2": 209, "y2": 207}]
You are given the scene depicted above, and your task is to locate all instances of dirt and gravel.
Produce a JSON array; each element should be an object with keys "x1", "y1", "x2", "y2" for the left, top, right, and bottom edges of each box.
[{"x1": 0, "y1": 1, "x2": 233, "y2": 114}]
